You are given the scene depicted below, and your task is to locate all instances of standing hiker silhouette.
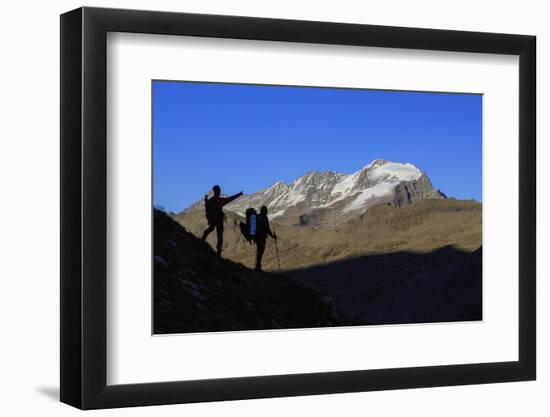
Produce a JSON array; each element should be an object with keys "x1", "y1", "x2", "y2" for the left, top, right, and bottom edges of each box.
[
  {"x1": 254, "y1": 205, "x2": 277, "y2": 271},
  {"x1": 201, "y1": 185, "x2": 243, "y2": 256}
]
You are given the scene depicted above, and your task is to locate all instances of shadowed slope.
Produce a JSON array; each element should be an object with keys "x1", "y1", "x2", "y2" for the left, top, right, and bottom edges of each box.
[
  {"x1": 154, "y1": 209, "x2": 337, "y2": 334},
  {"x1": 288, "y1": 246, "x2": 482, "y2": 325}
]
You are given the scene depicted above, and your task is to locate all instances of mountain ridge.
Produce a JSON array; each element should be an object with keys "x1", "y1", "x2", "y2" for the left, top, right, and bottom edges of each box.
[{"x1": 181, "y1": 159, "x2": 446, "y2": 225}]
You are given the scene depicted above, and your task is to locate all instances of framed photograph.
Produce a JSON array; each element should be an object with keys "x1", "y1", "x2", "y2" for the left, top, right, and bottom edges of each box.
[{"x1": 60, "y1": 7, "x2": 536, "y2": 409}]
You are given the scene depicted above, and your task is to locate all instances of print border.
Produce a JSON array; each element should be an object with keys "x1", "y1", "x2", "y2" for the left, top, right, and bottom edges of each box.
[{"x1": 60, "y1": 7, "x2": 535, "y2": 409}]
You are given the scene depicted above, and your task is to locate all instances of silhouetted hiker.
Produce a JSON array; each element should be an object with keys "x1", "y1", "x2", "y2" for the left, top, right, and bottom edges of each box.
[
  {"x1": 254, "y1": 205, "x2": 277, "y2": 271},
  {"x1": 201, "y1": 185, "x2": 243, "y2": 256}
]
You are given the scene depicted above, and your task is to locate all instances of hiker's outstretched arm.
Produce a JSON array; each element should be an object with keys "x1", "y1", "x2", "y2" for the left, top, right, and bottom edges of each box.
[{"x1": 220, "y1": 191, "x2": 243, "y2": 206}]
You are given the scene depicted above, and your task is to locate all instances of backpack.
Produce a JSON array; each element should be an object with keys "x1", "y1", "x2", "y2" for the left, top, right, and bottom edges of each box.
[{"x1": 239, "y1": 208, "x2": 257, "y2": 243}]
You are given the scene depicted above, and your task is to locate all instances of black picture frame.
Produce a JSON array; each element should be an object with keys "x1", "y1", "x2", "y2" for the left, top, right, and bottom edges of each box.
[{"x1": 60, "y1": 6, "x2": 536, "y2": 410}]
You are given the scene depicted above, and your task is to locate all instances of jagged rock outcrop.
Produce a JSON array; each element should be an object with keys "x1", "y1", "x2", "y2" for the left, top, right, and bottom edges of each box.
[{"x1": 392, "y1": 174, "x2": 445, "y2": 207}]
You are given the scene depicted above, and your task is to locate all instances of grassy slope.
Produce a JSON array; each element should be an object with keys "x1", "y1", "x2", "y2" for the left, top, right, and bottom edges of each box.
[{"x1": 177, "y1": 199, "x2": 482, "y2": 271}]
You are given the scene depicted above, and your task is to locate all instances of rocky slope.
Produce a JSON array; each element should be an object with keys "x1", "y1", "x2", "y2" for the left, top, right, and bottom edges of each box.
[{"x1": 154, "y1": 209, "x2": 337, "y2": 334}]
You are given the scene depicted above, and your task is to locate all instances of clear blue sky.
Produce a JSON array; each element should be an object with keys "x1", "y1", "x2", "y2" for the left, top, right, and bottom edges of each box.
[{"x1": 153, "y1": 81, "x2": 482, "y2": 212}]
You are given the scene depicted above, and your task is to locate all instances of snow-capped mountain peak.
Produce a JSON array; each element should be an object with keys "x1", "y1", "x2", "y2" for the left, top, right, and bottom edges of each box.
[{"x1": 219, "y1": 160, "x2": 444, "y2": 222}]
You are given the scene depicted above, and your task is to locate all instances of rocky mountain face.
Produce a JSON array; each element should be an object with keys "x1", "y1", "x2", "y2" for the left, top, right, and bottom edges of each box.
[{"x1": 182, "y1": 159, "x2": 446, "y2": 226}]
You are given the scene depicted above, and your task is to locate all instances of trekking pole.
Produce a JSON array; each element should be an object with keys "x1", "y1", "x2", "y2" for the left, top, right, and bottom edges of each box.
[{"x1": 274, "y1": 234, "x2": 281, "y2": 270}]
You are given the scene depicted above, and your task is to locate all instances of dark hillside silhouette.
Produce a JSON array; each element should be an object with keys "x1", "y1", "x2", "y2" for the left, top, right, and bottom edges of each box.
[
  {"x1": 154, "y1": 209, "x2": 336, "y2": 334},
  {"x1": 288, "y1": 246, "x2": 482, "y2": 325}
]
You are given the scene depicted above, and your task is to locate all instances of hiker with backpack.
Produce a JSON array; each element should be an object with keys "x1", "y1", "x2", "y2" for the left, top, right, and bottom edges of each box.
[
  {"x1": 239, "y1": 205, "x2": 280, "y2": 271},
  {"x1": 201, "y1": 185, "x2": 243, "y2": 256},
  {"x1": 254, "y1": 206, "x2": 277, "y2": 272}
]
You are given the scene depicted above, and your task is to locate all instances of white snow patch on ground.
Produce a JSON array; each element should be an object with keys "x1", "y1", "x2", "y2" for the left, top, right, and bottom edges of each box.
[
  {"x1": 330, "y1": 171, "x2": 359, "y2": 197},
  {"x1": 342, "y1": 182, "x2": 397, "y2": 213},
  {"x1": 269, "y1": 192, "x2": 287, "y2": 206},
  {"x1": 282, "y1": 189, "x2": 306, "y2": 206}
]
